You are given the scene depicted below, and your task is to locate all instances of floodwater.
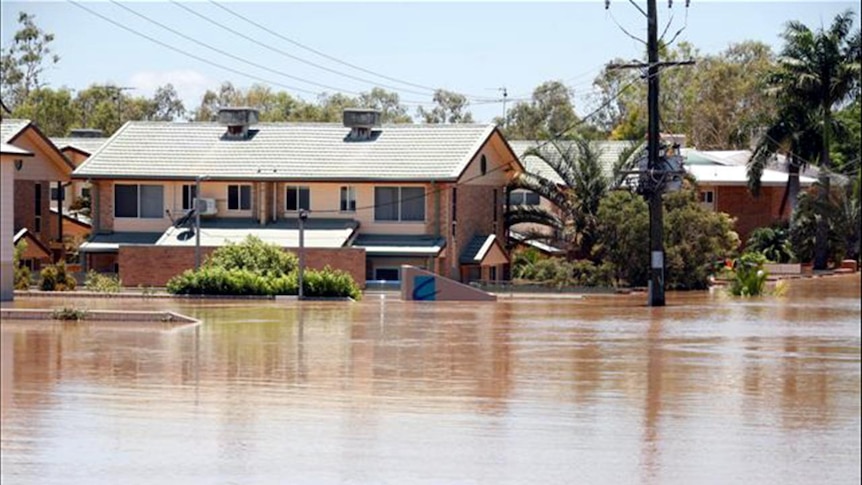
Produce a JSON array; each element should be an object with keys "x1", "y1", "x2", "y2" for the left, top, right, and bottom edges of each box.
[{"x1": 1, "y1": 276, "x2": 859, "y2": 485}]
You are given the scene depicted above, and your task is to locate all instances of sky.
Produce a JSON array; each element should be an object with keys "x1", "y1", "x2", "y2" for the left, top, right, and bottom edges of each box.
[{"x1": 1, "y1": 1, "x2": 859, "y2": 123}]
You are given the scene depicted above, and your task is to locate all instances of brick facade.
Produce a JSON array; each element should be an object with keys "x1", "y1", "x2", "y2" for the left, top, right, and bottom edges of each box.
[
  {"x1": 716, "y1": 186, "x2": 787, "y2": 243},
  {"x1": 444, "y1": 184, "x2": 506, "y2": 277},
  {"x1": 94, "y1": 181, "x2": 114, "y2": 233},
  {"x1": 13, "y1": 180, "x2": 55, "y2": 249},
  {"x1": 118, "y1": 245, "x2": 366, "y2": 288}
]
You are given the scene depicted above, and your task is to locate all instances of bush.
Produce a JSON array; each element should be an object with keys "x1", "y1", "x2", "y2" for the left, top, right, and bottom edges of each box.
[
  {"x1": 52, "y1": 307, "x2": 88, "y2": 321},
  {"x1": 746, "y1": 224, "x2": 794, "y2": 263},
  {"x1": 790, "y1": 190, "x2": 849, "y2": 265},
  {"x1": 13, "y1": 240, "x2": 31, "y2": 290},
  {"x1": 203, "y1": 235, "x2": 298, "y2": 276},
  {"x1": 84, "y1": 270, "x2": 122, "y2": 293},
  {"x1": 728, "y1": 252, "x2": 768, "y2": 297},
  {"x1": 40, "y1": 262, "x2": 76, "y2": 291},
  {"x1": 302, "y1": 266, "x2": 361, "y2": 299}
]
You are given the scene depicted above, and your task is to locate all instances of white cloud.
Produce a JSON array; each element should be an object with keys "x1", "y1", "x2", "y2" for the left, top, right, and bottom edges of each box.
[{"x1": 128, "y1": 69, "x2": 214, "y2": 112}]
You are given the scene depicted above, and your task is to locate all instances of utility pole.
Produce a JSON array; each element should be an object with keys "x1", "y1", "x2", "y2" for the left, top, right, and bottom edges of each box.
[
  {"x1": 500, "y1": 87, "x2": 508, "y2": 129},
  {"x1": 607, "y1": 0, "x2": 694, "y2": 307}
]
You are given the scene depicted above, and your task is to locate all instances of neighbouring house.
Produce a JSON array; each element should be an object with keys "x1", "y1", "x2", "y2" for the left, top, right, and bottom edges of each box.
[
  {"x1": 12, "y1": 228, "x2": 52, "y2": 272},
  {"x1": 682, "y1": 149, "x2": 816, "y2": 242},
  {"x1": 1, "y1": 119, "x2": 76, "y2": 266},
  {"x1": 71, "y1": 108, "x2": 523, "y2": 287},
  {"x1": 509, "y1": 141, "x2": 817, "y2": 247},
  {"x1": 50, "y1": 128, "x2": 106, "y2": 215},
  {"x1": 1, "y1": 141, "x2": 33, "y2": 301}
]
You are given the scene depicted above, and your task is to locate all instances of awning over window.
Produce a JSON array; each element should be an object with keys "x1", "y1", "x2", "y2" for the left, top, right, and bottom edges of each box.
[
  {"x1": 352, "y1": 234, "x2": 446, "y2": 257},
  {"x1": 155, "y1": 218, "x2": 359, "y2": 248},
  {"x1": 460, "y1": 235, "x2": 508, "y2": 266}
]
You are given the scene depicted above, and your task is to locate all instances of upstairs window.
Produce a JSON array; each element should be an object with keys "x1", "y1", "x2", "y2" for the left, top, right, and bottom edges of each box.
[
  {"x1": 182, "y1": 184, "x2": 197, "y2": 211},
  {"x1": 340, "y1": 186, "x2": 356, "y2": 212},
  {"x1": 509, "y1": 190, "x2": 540, "y2": 206},
  {"x1": 286, "y1": 186, "x2": 311, "y2": 212},
  {"x1": 115, "y1": 184, "x2": 164, "y2": 218},
  {"x1": 374, "y1": 187, "x2": 425, "y2": 222},
  {"x1": 228, "y1": 184, "x2": 251, "y2": 211}
]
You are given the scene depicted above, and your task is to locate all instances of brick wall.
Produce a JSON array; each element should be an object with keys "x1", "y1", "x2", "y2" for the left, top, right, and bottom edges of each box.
[
  {"x1": 717, "y1": 186, "x2": 785, "y2": 243},
  {"x1": 14, "y1": 180, "x2": 54, "y2": 249},
  {"x1": 447, "y1": 184, "x2": 505, "y2": 276},
  {"x1": 95, "y1": 181, "x2": 113, "y2": 233},
  {"x1": 118, "y1": 245, "x2": 366, "y2": 288}
]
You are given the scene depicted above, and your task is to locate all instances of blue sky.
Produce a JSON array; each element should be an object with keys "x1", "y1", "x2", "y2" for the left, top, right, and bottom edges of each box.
[{"x1": 2, "y1": 1, "x2": 859, "y2": 122}]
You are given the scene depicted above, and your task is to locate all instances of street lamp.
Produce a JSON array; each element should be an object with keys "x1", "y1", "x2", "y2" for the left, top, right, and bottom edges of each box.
[{"x1": 298, "y1": 209, "x2": 308, "y2": 300}]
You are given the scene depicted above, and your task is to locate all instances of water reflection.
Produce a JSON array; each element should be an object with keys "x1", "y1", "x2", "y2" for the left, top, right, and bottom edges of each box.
[{"x1": 1, "y1": 275, "x2": 860, "y2": 484}]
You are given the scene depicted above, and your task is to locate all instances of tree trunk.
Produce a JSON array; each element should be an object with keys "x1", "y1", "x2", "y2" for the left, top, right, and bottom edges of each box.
[
  {"x1": 779, "y1": 156, "x2": 802, "y2": 218},
  {"x1": 814, "y1": 100, "x2": 832, "y2": 270}
]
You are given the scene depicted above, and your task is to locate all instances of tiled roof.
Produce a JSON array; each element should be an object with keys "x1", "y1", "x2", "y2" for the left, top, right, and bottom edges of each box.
[
  {"x1": 687, "y1": 164, "x2": 816, "y2": 187},
  {"x1": 157, "y1": 218, "x2": 357, "y2": 248},
  {"x1": 1, "y1": 142, "x2": 32, "y2": 156},
  {"x1": 73, "y1": 121, "x2": 498, "y2": 181},
  {"x1": 51, "y1": 137, "x2": 108, "y2": 156},
  {"x1": 1, "y1": 119, "x2": 31, "y2": 144},
  {"x1": 508, "y1": 140, "x2": 638, "y2": 184},
  {"x1": 353, "y1": 234, "x2": 446, "y2": 256}
]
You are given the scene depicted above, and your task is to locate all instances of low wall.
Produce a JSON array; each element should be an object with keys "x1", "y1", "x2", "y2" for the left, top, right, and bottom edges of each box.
[
  {"x1": 401, "y1": 265, "x2": 496, "y2": 301},
  {"x1": 0, "y1": 308, "x2": 198, "y2": 324},
  {"x1": 118, "y1": 245, "x2": 366, "y2": 288},
  {"x1": 764, "y1": 263, "x2": 803, "y2": 275}
]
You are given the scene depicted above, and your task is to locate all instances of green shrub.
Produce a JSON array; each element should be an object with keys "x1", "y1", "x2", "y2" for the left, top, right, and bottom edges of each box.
[
  {"x1": 596, "y1": 190, "x2": 650, "y2": 286},
  {"x1": 52, "y1": 307, "x2": 88, "y2": 321},
  {"x1": 84, "y1": 270, "x2": 122, "y2": 293},
  {"x1": 746, "y1": 224, "x2": 794, "y2": 263},
  {"x1": 302, "y1": 266, "x2": 361, "y2": 299},
  {"x1": 203, "y1": 235, "x2": 297, "y2": 276},
  {"x1": 728, "y1": 252, "x2": 768, "y2": 297},
  {"x1": 13, "y1": 240, "x2": 30, "y2": 290},
  {"x1": 40, "y1": 262, "x2": 76, "y2": 291}
]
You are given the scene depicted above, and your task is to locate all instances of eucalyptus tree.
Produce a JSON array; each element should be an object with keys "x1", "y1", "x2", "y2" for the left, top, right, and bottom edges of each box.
[{"x1": 747, "y1": 10, "x2": 860, "y2": 268}]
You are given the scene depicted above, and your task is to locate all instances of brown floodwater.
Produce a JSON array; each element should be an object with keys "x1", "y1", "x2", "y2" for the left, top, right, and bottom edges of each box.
[{"x1": 1, "y1": 275, "x2": 860, "y2": 484}]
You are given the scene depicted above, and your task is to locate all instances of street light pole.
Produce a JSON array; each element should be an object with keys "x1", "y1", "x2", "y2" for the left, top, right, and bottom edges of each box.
[
  {"x1": 298, "y1": 209, "x2": 308, "y2": 300},
  {"x1": 646, "y1": 0, "x2": 665, "y2": 307},
  {"x1": 194, "y1": 175, "x2": 205, "y2": 271}
]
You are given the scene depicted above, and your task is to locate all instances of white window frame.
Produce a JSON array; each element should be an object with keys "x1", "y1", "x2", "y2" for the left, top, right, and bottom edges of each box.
[
  {"x1": 227, "y1": 184, "x2": 252, "y2": 211},
  {"x1": 285, "y1": 185, "x2": 311, "y2": 212},
  {"x1": 114, "y1": 183, "x2": 164, "y2": 219},
  {"x1": 374, "y1": 186, "x2": 425, "y2": 222},
  {"x1": 340, "y1": 186, "x2": 356, "y2": 213}
]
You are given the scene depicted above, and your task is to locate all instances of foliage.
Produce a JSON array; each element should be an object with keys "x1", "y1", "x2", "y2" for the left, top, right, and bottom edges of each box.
[
  {"x1": 10, "y1": 87, "x2": 78, "y2": 136},
  {"x1": 745, "y1": 224, "x2": 795, "y2": 263},
  {"x1": 595, "y1": 190, "x2": 650, "y2": 286},
  {"x1": 789, "y1": 188, "x2": 855, "y2": 264},
  {"x1": 301, "y1": 267, "x2": 362, "y2": 299},
  {"x1": 39, "y1": 262, "x2": 76, "y2": 291},
  {"x1": 497, "y1": 81, "x2": 579, "y2": 140},
  {"x1": 0, "y1": 12, "x2": 60, "y2": 108},
  {"x1": 511, "y1": 248, "x2": 542, "y2": 279},
  {"x1": 51, "y1": 307, "x2": 88, "y2": 321},
  {"x1": 166, "y1": 236, "x2": 360, "y2": 298},
  {"x1": 84, "y1": 270, "x2": 122, "y2": 293},
  {"x1": 416, "y1": 89, "x2": 473, "y2": 124},
  {"x1": 595, "y1": 186, "x2": 739, "y2": 289},
  {"x1": 203, "y1": 235, "x2": 298, "y2": 276},
  {"x1": 512, "y1": 255, "x2": 613, "y2": 288},
  {"x1": 728, "y1": 252, "x2": 769, "y2": 297},
  {"x1": 13, "y1": 240, "x2": 31, "y2": 290}
]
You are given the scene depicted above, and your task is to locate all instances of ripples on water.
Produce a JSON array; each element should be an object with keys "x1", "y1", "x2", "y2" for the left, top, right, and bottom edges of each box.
[{"x1": 1, "y1": 275, "x2": 859, "y2": 484}]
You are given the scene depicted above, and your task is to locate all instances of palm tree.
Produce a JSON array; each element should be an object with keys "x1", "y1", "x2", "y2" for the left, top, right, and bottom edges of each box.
[
  {"x1": 506, "y1": 138, "x2": 638, "y2": 260},
  {"x1": 748, "y1": 10, "x2": 861, "y2": 269}
]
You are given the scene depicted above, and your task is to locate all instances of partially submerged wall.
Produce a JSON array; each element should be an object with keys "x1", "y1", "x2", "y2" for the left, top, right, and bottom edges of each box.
[{"x1": 400, "y1": 264, "x2": 496, "y2": 301}]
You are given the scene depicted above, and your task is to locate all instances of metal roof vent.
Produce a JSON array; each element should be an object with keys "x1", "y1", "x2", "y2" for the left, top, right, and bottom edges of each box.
[
  {"x1": 343, "y1": 108, "x2": 381, "y2": 141},
  {"x1": 69, "y1": 128, "x2": 104, "y2": 138},
  {"x1": 218, "y1": 107, "x2": 259, "y2": 140}
]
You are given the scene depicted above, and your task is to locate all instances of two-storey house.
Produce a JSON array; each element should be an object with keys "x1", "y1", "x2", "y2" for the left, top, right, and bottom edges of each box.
[{"x1": 72, "y1": 108, "x2": 523, "y2": 287}]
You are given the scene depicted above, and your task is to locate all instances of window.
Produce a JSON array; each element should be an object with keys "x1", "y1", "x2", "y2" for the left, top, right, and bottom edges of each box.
[
  {"x1": 228, "y1": 185, "x2": 251, "y2": 211},
  {"x1": 374, "y1": 187, "x2": 425, "y2": 222},
  {"x1": 51, "y1": 186, "x2": 65, "y2": 201},
  {"x1": 493, "y1": 189, "x2": 498, "y2": 222},
  {"x1": 374, "y1": 267, "x2": 400, "y2": 281},
  {"x1": 81, "y1": 187, "x2": 91, "y2": 200},
  {"x1": 509, "y1": 190, "x2": 540, "y2": 206},
  {"x1": 700, "y1": 190, "x2": 714, "y2": 204},
  {"x1": 182, "y1": 184, "x2": 197, "y2": 211},
  {"x1": 340, "y1": 186, "x2": 356, "y2": 212},
  {"x1": 34, "y1": 183, "x2": 42, "y2": 234},
  {"x1": 115, "y1": 184, "x2": 164, "y2": 219},
  {"x1": 480, "y1": 154, "x2": 487, "y2": 175},
  {"x1": 286, "y1": 186, "x2": 310, "y2": 212}
]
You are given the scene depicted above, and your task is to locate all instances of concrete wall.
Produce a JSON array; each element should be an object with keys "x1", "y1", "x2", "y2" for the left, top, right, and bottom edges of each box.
[
  {"x1": 117, "y1": 245, "x2": 366, "y2": 288},
  {"x1": 400, "y1": 265, "x2": 496, "y2": 301},
  {"x1": 1, "y1": 158, "x2": 14, "y2": 300}
]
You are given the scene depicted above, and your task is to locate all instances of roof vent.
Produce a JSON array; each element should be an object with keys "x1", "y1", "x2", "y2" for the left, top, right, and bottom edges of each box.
[
  {"x1": 69, "y1": 128, "x2": 104, "y2": 138},
  {"x1": 343, "y1": 108, "x2": 381, "y2": 141},
  {"x1": 218, "y1": 107, "x2": 259, "y2": 139}
]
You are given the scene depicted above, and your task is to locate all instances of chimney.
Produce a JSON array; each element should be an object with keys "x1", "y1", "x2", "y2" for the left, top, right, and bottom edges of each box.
[
  {"x1": 343, "y1": 108, "x2": 381, "y2": 141},
  {"x1": 218, "y1": 107, "x2": 260, "y2": 139},
  {"x1": 69, "y1": 128, "x2": 104, "y2": 138}
]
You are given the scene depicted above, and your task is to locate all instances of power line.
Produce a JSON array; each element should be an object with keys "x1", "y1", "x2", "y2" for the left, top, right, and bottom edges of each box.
[
  {"x1": 169, "y1": 1, "x2": 437, "y2": 99},
  {"x1": 107, "y1": 0, "x2": 429, "y2": 105},
  {"x1": 207, "y1": 1, "x2": 498, "y2": 102}
]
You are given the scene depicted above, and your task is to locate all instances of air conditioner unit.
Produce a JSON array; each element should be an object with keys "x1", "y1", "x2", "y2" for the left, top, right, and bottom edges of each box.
[{"x1": 196, "y1": 198, "x2": 218, "y2": 216}]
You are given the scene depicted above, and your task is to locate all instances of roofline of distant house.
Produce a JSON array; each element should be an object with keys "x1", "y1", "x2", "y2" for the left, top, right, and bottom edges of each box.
[
  {"x1": 71, "y1": 174, "x2": 465, "y2": 183},
  {"x1": 7, "y1": 120, "x2": 77, "y2": 172}
]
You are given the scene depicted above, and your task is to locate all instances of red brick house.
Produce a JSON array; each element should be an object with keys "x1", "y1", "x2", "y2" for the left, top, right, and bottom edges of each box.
[{"x1": 72, "y1": 108, "x2": 523, "y2": 287}]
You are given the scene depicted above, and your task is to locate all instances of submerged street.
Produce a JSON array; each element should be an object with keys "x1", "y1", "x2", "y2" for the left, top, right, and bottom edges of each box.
[{"x1": 1, "y1": 275, "x2": 860, "y2": 484}]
